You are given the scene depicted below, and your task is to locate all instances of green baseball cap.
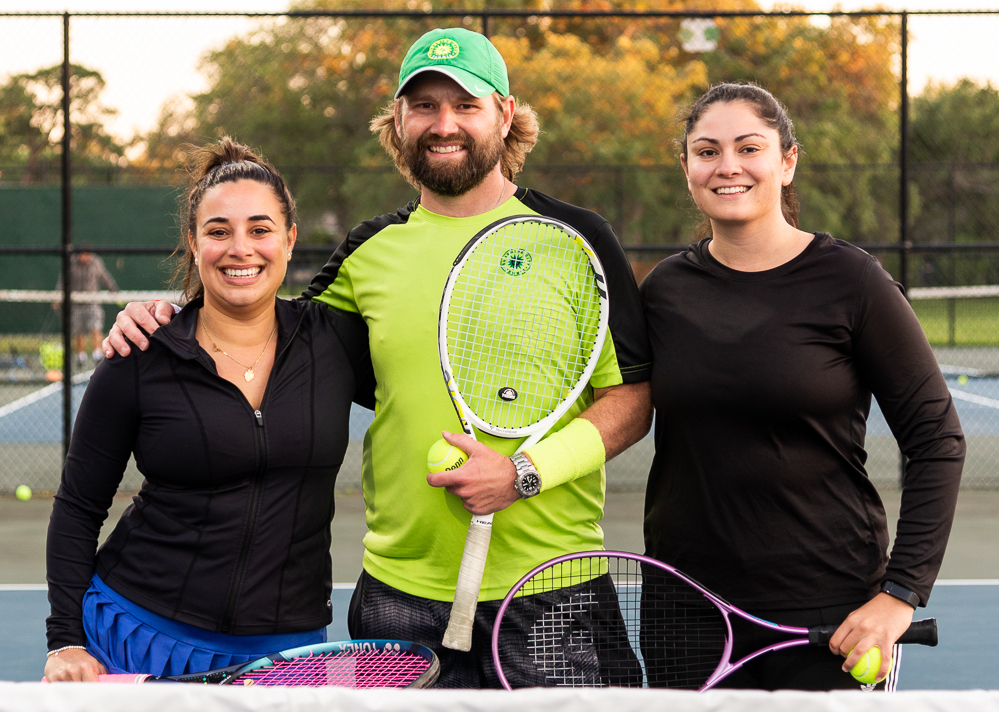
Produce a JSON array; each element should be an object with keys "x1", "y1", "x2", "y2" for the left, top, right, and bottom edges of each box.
[{"x1": 396, "y1": 27, "x2": 510, "y2": 99}]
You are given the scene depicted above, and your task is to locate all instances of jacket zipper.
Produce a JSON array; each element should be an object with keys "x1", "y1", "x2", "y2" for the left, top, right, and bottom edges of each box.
[{"x1": 220, "y1": 408, "x2": 267, "y2": 633}]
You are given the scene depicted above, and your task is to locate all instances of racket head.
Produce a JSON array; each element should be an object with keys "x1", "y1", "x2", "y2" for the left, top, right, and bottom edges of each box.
[
  {"x1": 491, "y1": 551, "x2": 733, "y2": 690},
  {"x1": 439, "y1": 215, "x2": 609, "y2": 440},
  {"x1": 221, "y1": 639, "x2": 439, "y2": 688}
]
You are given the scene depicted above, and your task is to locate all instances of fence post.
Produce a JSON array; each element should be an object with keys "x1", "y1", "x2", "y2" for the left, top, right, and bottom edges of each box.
[
  {"x1": 61, "y1": 12, "x2": 72, "y2": 461},
  {"x1": 898, "y1": 11, "x2": 909, "y2": 487}
]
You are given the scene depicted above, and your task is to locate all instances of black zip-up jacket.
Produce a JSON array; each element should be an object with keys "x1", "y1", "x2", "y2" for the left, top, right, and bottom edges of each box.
[{"x1": 47, "y1": 297, "x2": 374, "y2": 650}]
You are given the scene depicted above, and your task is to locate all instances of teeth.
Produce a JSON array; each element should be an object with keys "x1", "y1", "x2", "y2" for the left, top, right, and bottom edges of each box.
[
  {"x1": 224, "y1": 267, "x2": 261, "y2": 278},
  {"x1": 429, "y1": 145, "x2": 462, "y2": 154},
  {"x1": 716, "y1": 186, "x2": 748, "y2": 195}
]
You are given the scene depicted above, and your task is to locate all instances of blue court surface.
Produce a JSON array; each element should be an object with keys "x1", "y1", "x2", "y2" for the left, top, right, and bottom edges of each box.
[{"x1": 2, "y1": 583, "x2": 996, "y2": 688}]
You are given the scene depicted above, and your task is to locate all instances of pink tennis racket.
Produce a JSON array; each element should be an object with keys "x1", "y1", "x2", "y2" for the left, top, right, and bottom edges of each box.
[{"x1": 92, "y1": 639, "x2": 438, "y2": 687}]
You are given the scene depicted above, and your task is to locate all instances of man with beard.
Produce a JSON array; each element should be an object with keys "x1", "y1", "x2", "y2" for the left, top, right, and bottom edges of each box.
[{"x1": 103, "y1": 28, "x2": 652, "y2": 688}]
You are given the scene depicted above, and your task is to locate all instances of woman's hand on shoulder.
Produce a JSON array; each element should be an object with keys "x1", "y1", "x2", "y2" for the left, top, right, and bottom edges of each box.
[
  {"x1": 43, "y1": 648, "x2": 107, "y2": 682},
  {"x1": 828, "y1": 593, "x2": 915, "y2": 682}
]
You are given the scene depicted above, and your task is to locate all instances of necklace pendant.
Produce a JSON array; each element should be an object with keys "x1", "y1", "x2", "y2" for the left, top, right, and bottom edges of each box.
[{"x1": 244, "y1": 369, "x2": 255, "y2": 383}]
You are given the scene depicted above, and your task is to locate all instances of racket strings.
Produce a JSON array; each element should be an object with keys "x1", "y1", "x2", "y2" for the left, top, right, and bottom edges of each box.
[
  {"x1": 446, "y1": 221, "x2": 604, "y2": 431},
  {"x1": 235, "y1": 650, "x2": 432, "y2": 688},
  {"x1": 495, "y1": 556, "x2": 727, "y2": 689}
]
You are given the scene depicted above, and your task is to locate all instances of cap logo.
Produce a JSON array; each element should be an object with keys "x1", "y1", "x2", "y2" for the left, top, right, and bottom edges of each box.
[{"x1": 428, "y1": 38, "x2": 460, "y2": 61}]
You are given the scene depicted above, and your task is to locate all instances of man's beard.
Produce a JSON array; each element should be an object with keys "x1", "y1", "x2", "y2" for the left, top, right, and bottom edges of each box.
[{"x1": 402, "y1": 127, "x2": 505, "y2": 197}]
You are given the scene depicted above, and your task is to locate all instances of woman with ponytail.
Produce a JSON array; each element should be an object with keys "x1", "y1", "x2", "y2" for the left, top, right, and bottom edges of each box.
[
  {"x1": 45, "y1": 138, "x2": 374, "y2": 681},
  {"x1": 639, "y1": 84, "x2": 964, "y2": 690}
]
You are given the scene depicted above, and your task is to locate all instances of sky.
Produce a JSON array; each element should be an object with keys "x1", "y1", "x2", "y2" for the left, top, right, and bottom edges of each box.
[{"x1": 0, "y1": 0, "x2": 996, "y2": 142}]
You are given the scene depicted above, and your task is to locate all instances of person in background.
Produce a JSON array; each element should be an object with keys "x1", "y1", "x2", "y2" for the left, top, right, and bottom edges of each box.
[
  {"x1": 53, "y1": 250, "x2": 118, "y2": 367},
  {"x1": 639, "y1": 82, "x2": 965, "y2": 691},
  {"x1": 45, "y1": 138, "x2": 373, "y2": 681}
]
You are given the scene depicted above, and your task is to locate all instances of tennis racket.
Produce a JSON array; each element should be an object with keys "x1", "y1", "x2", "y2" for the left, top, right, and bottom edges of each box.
[
  {"x1": 491, "y1": 551, "x2": 938, "y2": 690},
  {"x1": 438, "y1": 215, "x2": 610, "y2": 651},
  {"x1": 93, "y1": 639, "x2": 439, "y2": 688}
]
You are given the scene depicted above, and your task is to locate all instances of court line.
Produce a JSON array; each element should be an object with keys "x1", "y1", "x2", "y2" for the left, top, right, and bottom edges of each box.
[
  {"x1": 948, "y1": 388, "x2": 999, "y2": 409},
  {"x1": 0, "y1": 370, "x2": 94, "y2": 420},
  {"x1": 0, "y1": 583, "x2": 363, "y2": 591}
]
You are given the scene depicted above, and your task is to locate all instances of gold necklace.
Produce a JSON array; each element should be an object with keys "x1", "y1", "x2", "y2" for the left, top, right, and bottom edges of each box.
[{"x1": 201, "y1": 318, "x2": 277, "y2": 383}]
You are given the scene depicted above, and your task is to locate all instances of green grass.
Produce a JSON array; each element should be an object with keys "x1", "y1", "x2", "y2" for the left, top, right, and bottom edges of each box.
[{"x1": 912, "y1": 297, "x2": 999, "y2": 346}]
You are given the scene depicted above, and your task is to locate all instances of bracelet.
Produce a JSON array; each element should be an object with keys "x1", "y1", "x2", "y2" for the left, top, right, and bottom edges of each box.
[
  {"x1": 523, "y1": 417, "x2": 606, "y2": 492},
  {"x1": 47, "y1": 645, "x2": 87, "y2": 658}
]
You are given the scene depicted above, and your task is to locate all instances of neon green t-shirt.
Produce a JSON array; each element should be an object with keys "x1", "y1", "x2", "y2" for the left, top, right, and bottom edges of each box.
[{"x1": 310, "y1": 190, "x2": 649, "y2": 601}]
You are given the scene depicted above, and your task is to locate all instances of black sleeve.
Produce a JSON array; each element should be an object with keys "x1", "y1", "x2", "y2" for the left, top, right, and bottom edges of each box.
[
  {"x1": 589, "y1": 220, "x2": 652, "y2": 383},
  {"x1": 853, "y1": 259, "x2": 965, "y2": 605},
  {"x1": 46, "y1": 354, "x2": 140, "y2": 649},
  {"x1": 325, "y1": 307, "x2": 376, "y2": 411}
]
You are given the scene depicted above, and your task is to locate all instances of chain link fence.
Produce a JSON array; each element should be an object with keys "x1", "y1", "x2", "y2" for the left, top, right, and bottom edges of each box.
[{"x1": 1, "y1": 8, "x2": 998, "y2": 495}]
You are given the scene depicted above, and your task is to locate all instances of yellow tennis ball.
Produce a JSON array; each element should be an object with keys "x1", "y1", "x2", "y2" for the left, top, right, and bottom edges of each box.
[
  {"x1": 849, "y1": 646, "x2": 883, "y2": 684},
  {"x1": 958, "y1": 375, "x2": 969, "y2": 385},
  {"x1": 427, "y1": 438, "x2": 467, "y2": 473},
  {"x1": 15, "y1": 485, "x2": 32, "y2": 501}
]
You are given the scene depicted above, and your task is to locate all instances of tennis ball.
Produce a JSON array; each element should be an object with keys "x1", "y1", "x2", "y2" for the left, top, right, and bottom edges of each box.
[
  {"x1": 958, "y1": 375, "x2": 969, "y2": 385},
  {"x1": 15, "y1": 485, "x2": 32, "y2": 502},
  {"x1": 427, "y1": 438, "x2": 467, "y2": 473},
  {"x1": 849, "y1": 646, "x2": 883, "y2": 685}
]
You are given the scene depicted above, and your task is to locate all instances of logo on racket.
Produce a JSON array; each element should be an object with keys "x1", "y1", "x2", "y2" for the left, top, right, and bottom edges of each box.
[
  {"x1": 498, "y1": 387, "x2": 518, "y2": 401},
  {"x1": 500, "y1": 249, "x2": 532, "y2": 276}
]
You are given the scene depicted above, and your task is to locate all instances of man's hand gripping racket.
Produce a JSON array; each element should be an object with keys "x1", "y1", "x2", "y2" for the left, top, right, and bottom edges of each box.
[{"x1": 437, "y1": 216, "x2": 609, "y2": 651}]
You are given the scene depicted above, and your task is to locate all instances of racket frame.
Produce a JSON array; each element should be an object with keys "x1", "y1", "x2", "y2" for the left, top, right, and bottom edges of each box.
[
  {"x1": 491, "y1": 550, "x2": 937, "y2": 691},
  {"x1": 438, "y1": 215, "x2": 610, "y2": 651}
]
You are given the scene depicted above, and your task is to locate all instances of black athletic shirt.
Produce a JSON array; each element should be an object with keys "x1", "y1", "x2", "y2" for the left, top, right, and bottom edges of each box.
[
  {"x1": 639, "y1": 234, "x2": 964, "y2": 611},
  {"x1": 46, "y1": 297, "x2": 374, "y2": 649}
]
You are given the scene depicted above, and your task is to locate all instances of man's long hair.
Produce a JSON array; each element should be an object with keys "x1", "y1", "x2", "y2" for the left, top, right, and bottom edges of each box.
[{"x1": 370, "y1": 95, "x2": 540, "y2": 190}]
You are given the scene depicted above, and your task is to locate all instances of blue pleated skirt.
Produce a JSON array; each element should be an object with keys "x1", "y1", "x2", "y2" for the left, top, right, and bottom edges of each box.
[{"x1": 82, "y1": 574, "x2": 326, "y2": 676}]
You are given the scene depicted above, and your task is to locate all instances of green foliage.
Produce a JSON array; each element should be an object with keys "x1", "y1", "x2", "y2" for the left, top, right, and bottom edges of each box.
[
  {"x1": 908, "y1": 79, "x2": 999, "y2": 285},
  {"x1": 0, "y1": 64, "x2": 125, "y2": 184}
]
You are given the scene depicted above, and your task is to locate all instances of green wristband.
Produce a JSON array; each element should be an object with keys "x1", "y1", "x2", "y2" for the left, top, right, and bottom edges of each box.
[{"x1": 524, "y1": 417, "x2": 606, "y2": 491}]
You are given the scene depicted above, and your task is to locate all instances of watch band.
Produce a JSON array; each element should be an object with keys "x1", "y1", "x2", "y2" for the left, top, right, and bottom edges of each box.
[
  {"x1": 880, "y1": 580, "x2": 920, "y2": 608},
  {"x1": 511, "y1": 453, "x2": 542, "y2": 499}
]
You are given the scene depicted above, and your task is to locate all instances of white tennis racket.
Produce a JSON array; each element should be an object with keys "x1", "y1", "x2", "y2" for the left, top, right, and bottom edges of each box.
[{"x1": 438, "y1": 215, "x2": 610, "y2": 651}]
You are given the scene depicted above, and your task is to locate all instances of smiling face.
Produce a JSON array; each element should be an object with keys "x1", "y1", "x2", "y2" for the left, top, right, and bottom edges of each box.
[
  {"x1": 189, "y1": 179, "x2": 296, "y2": 316},
  {"x1": 395, "y1": 72, "x2": 513, "y2": 197},
  {"x1": 681, "y1": 100, "x2": 798, "y2": 232}
]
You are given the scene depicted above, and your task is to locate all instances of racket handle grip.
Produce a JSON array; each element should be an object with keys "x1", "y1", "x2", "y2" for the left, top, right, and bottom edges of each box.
[
  {"x1": 442, "y1": 515, "x2": 493, "y2": 652},
  {"x1": 97, "y1": 674, "x2": 153, "y2": 684},
  {"x1": 808, "y1": 617, "x2": 938, "y2": 647}
]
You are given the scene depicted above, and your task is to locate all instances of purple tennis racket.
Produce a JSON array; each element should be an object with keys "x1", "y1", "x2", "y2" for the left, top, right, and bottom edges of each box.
[
  {"x1": 95, "y1": 639, "x2": 439, "y2": 688},
  {"x1": 491, "y1": 551, "x2": 937, "y2": 690}
]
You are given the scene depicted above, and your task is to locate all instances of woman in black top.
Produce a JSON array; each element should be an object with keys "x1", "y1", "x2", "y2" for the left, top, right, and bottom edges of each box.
[
  {"x1": 44, "y1": 139, "x2": 373, "y2": 681},
  {"x1": 639, "y1": 84, "x2": 964, "y2": 690}
]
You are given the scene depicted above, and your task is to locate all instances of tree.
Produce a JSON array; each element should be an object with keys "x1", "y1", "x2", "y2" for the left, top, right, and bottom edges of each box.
[
  {"x1": 0, "y1": 64, "x2": 125, "y2": 184},
  {"x1": 130, "y1": 1, "x2": 906, "y2": 254},
  {"x1": 909, "y1": 79, "x2": 999, "y2": 285}
]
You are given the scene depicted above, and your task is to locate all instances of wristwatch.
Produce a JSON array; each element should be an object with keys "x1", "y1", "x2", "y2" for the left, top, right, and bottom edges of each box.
[
  {"x1": 880, "y1": 580, "x2": 919, "y2": 608},
  {"x1": 511, "y1": 453, "x2": 542, "y2": 499}
]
